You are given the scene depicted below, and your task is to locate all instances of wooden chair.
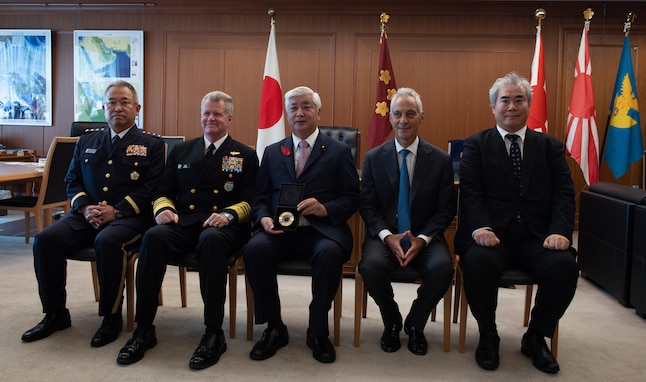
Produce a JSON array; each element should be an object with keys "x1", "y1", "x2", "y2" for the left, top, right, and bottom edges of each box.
[
  {"x1": 0, "y1": 136, "x2": 78, "y2": 243},
  {"x1": 454, "y1": 259, "x2": 560, "y2": 357},
  {"x1": 245, "y1": 260, "x2": 343, "y2": 345},
  {"x1": 164, "y1": 248, "x2": 244, "y2": 339},
  {"x1": 161, "y1": 135, "x2": 185, "y2": 159},
  {"x1": 353, "y1": 262, "x2": 454, "y2": 351},
  {"x1": 67, "y1": 240, "x2": 141, "y2": 332}
]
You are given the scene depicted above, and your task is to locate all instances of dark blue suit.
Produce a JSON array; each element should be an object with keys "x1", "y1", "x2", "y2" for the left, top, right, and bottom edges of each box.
[
  {"x1": 359, "y1": 138, "x2": 456, "y2": 330},
  {"x1": 135, "y1": 135, "x2": 258, "y2": 329},
  {"x1": 455, "y1": 127, "x2": 578, "y2": 337},
  {"x1": 244, "y1": 130, "x2": 359, "y2": 337},
  {"x1": 33, "y1": 126, "x2": 164, "y2": 317}
]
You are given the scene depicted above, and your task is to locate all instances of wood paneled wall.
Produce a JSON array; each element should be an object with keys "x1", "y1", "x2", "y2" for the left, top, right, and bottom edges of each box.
[{"x1": 1, "y1": 1, "x2": 645, "y2": 200}]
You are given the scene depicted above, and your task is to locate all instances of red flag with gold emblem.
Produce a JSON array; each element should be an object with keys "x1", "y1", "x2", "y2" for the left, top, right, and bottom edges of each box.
[{"x1": 367, "y1": 13, "x2": 398, "y2": 149}]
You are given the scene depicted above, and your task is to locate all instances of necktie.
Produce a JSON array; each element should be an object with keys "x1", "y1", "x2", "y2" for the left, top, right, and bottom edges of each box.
[
  {"x1": 205, "y1": 143, "x2": 215, "y2": 159},
  {"x1": 506, "y1": 134, "x2": 523, "y2": 222},
  {"x1": 398, "y1": 149, "x2": 411, "y2": 251},
  {"x1": 296, "y1": 140, "x2": 309, "y2": 178},
  {"x1": 111, "y1": 135, "x2": 120, "y2": 149}
]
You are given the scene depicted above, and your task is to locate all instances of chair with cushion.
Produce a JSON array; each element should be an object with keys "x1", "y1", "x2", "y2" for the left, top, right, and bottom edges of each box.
[
  {"x1": 454, "y1": 259, "x2": 562, "y2": 357},
  {"x1": 70, "y1": 121, "x2": 109, "y2": 137},
  {"x1": 0, "y1": 136, "x2": 78, "y2": 243},
  {"x1": 66, "y1": 241, "x2": 141, "y2": 332},
  {"x1": 164, "y1": 248, "x2": 245, "y2": 338},
  {"x1": 353, "y1": 265, "x2": 453, "y2": 351},
  {"x1": 244, "y1": 126, "x2": 360, "y2": 346}
]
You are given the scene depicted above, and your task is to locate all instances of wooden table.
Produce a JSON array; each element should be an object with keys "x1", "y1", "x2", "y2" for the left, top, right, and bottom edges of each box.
[{"x1": 0, "y1": 162, "x2": 43, "y2": 184}]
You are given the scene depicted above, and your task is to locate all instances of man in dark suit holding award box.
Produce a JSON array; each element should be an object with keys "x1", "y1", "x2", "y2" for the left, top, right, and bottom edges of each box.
[{"x1": 244, "y1": 86, "x2": 359, "y2": 364}]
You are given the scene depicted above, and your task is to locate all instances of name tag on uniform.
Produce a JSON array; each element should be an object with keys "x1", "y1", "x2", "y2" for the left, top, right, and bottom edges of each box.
[
  {"x1": 177, "y1": 163, "x2": 190, "y2": 169},
  {"x1": 85, "y1": 148, "x2": 97, "y2": 154}
]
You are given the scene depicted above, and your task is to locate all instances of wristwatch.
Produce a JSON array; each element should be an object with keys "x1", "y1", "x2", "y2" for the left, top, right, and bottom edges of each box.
[
  {"x1": 114, "y1": 209, "x2": 124, "y2": 219},
  {"x1": 221, "y1": 212, "x2": 234, "y2": 222}
]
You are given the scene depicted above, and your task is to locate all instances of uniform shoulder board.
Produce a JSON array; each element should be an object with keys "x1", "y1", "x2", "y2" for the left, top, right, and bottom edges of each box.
[
  {"x1": 143, "y1": 130, "x2": 162, "y2": 139},
  {"x1": 85, "y1": 127, "x2": 106, "y2": 134}
]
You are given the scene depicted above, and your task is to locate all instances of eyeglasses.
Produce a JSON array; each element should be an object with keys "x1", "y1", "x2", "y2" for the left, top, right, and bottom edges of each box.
[{"x1": 104, "y1": 101, "x2": 135, "y2": 109}]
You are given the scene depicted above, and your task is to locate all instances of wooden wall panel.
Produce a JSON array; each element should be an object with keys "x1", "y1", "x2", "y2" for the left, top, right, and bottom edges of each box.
[
  {"x1": 163, "y1": 32, "x2": 334, "y2": 146},
  {"x1": 354, "y1": 34, "x2": 533, "y2": 162}
]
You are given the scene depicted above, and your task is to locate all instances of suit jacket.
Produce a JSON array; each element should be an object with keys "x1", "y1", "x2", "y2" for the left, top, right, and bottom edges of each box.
[
  {"x1": 153, "y1": 135, "x2": 259, "y2": 229},
  {"x1": 360, "y1": 138, "x2": 456, "y2": 242},
  {"x1": 66, "y1": 126, "x2": 165, "y2": 224},
  {"x1": 253, "y1": 130, "x2": 360, "y2": 255},
  {"x1": 454, "y1": 127, "x2": 575, "y2": 254}
]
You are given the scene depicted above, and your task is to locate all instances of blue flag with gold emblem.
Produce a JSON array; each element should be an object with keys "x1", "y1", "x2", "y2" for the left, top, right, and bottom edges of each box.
[{"x1": 604, "y1": 36, "x2": 643, "y2": 179}]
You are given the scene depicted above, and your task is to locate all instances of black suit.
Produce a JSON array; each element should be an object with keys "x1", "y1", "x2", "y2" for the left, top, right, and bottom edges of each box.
[
  {"x1": 359, "y1": 138, "x2": 455, "y2": 330},
  {"x1": 33, "y1": 126, "x2": 165, "y2": 317},
  {"x1": 244, "y1": 130, "x2": 359, "y2": 337},
  {"x1": 135, "y1": 135, "x2": 258, "y2": 329},
  {"x1": 455, "y1": 127, "x2": 578, "y2": 337}
]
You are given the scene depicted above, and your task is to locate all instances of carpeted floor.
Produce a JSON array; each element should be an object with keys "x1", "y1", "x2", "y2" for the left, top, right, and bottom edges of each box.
[{"x1": 1, "y1": 234, "x2": 646, "y2": 381}]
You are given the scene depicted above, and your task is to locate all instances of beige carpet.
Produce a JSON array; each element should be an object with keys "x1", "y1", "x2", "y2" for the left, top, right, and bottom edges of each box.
[{"x1": 1, "y1": 235, "x2": 645, "y2": 381}]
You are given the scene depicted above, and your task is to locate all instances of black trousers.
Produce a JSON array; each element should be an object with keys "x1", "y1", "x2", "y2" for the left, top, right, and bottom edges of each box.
[
  {"x1": 243, "y1": 226, "x2": 346, "y2": 337},
  {"x1": 134, "y1": 222, "x2": 244, "y2": 329},
  {"x1": 359, "y1": 236, "x2": 453, "y2": 331},
  {"x1": 33, "y1": 212, "x2": 144, "y2": 317},
  {"x1": 460, "y1": 221, "x2": 579, "y2": 338}
]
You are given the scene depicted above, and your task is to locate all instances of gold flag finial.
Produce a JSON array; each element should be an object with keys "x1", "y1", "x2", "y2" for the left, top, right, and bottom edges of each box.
[
  {"x1": 535, "y1": 8, "x2": 546, "y2": 22},
  {"x1": 583, "y1": 8, "x2": 594, "y2": 21},
  {"x1": 380, "y1": 12, "x2": 390, "y2": 35},
  {"x1": 624, "y1": 11, "x2": 635, "y2": 35}
]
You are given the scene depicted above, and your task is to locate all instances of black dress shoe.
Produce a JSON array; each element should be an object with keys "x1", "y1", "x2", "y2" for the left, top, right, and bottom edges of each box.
[
  {"x1": 189, "y1": 330, "x2": 227, "y2": 370},
  {"x1": 475, "y1": 331, "x2": 500, "y2": 370},
  {"x1": 116, "y1": 325, "x2": 158, "y2": 365},
  {"x1": 91, "y1": 314, "x2": 123, "y2": 347},
  {"x1": 404, "y1": 326, "x2": 427, "y2": 355},
  {"x1": 521, "y1": 332, "x2": 560, "y2": 374},
  {"x1": 380, "y1": 324, "x2": 401, "y2": 353},
  {"x1": 249, "y1": 326, "x2": 289, "y2": 360},
  {"x1": 306, "y1": 333, "x2": 336, "y2": 363},
  {"x1": 21, "y1": 310, "x2": 71, "y2": 342}
]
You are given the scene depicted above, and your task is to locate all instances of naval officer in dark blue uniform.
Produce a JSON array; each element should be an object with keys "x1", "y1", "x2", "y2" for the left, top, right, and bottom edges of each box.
[
  {"x1": 22, "y1": 80, "x2": 165, "y2": 348},
  {"x1": 116, "y1": 90, "x2": 259, "y2": 370}
]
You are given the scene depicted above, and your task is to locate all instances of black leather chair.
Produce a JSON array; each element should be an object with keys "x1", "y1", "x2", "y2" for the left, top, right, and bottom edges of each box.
[
  {"x1": 631, "y1": 205, "x2": 646, "y2": 318},
  {"x1": 579, "y1": 182, "x2": 646, "y2": 306},
  {"x1": 245, "y1": 126, "x2": 360, "y2": 346},
  {"x1": 70, "y1": 121, "x2": 109, "y2": 137}
]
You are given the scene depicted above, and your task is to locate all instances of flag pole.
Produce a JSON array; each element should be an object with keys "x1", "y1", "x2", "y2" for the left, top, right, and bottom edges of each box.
[{"x1": 599, "y1": 11, "x2": 634, "y2": 165}]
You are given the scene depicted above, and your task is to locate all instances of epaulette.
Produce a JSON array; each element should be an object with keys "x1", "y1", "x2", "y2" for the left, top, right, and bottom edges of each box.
[
  {"x1": 84, "y1": 127, "x2": 106, "y2": 134},
  {"x1": 143, "y1": 130, "x2": 162, "y2": 139}
]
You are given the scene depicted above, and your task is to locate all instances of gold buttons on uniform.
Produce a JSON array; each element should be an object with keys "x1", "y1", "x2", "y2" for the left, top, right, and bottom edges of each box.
[
  {"x1": 103, "y1": 187, "x2": 108, "y2": 192},
  {"x1": 229, "y1": 174, "x2": 233, "y2": 178},
  {"x1": 190, "y1": 189, "x2": 196, "y2": 194},
  {"x1": 189, "y1": 204, "x2": 195, "y2": 210},
  {"x1": 105, "y1": 173, "x2": 111, "y2": 178},
  {"x1": 212, "y1": 206, "x2": 218, "y2": 212},
  {"x1": 213, "y1": 189, "x2": 219, "y2": 194},
  {"x1": 134, "y1": 162, "x2": 139, "y2": 167},
  {"x1": 108, "y1": 160, "x2": 113, "y2": 165},
  {"x1": 85, "y1": 159, "x2": 89, "y2": 163}
]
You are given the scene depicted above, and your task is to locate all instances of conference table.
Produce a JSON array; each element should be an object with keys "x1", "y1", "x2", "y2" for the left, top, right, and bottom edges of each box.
[{"x1": 0, "y1": 162, "x2": 43, "y2": 185}]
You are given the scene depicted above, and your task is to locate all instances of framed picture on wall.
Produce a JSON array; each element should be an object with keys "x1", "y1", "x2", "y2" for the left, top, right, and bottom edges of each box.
[
  {"x1": 0, "y1": 29, "x2": 52, "y2": 126},
  {"x1": 73, "y1": 30, "x2": 144, "y2": 129}
]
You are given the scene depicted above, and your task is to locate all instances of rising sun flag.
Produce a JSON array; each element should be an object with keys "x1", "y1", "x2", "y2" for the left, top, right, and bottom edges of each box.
[
  {"x1": 603, "y1": 35, "x2": 642, "y2": 179},
  {"x1": 566, "y1": 12, "x2": 599, "y2": 186}
]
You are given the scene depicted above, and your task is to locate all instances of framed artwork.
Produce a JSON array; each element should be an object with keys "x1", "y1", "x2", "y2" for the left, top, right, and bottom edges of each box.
[
  {"x1": 0, "y1": 29, "x2": 52, "y2": 126},
  {"x1": 73, "y1": 30, "x2": 144, "y2": 129}
]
